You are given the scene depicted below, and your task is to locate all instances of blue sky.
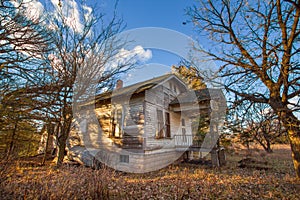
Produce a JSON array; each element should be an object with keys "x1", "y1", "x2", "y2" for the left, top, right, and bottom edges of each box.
[
  {"x1": 17, "y1": 0, "x2": 300, "y2": 118},
  {"x1": 33, "y1": 0, "x2": 208, "y2": 86},
  {"x1": 101, "y1": 0, "x2": 200, "y2": 85},
  {"x1": 116, "y1": 0, "x2": 195, "y2": 35}
]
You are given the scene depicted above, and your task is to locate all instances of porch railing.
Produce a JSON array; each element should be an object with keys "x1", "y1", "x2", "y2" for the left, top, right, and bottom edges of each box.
[
  {"x1": 110, "y1": 135, "x2": 204, "y2": 150},
  {"x1": 174, "y1": 135, "x2": 203, "y2": 148}
]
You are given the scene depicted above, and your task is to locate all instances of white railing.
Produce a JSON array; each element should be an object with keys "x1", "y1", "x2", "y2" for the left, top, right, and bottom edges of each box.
[{"x1": 174, "y1": 135, "x2": 193, "y2": 147}]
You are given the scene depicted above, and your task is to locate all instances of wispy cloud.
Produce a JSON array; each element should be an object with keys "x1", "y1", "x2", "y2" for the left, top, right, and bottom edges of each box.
[
  {"x1": 10, "y1": 0, "x2": 44, "y2": 22},
  {"x1": 3, "y1": 1, "x2": 47, "y2": 58},
  {"x1": 82, "y1": 5, "x2": 93, "y2": 22},
  {"x1": 116, "y1": 46, "x2": 152, "y2": 64},
  {"x1": 50, "y1": 0, "x2": 92, "y2": 34},
  {"x1": 109, "y1": 45, "x2": 152, "y2": 69}
]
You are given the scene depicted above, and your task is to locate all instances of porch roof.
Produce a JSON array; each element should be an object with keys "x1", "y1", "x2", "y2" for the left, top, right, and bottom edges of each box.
[{"x1": 169, "y1": 88, "x2": 226, "y2": 115}]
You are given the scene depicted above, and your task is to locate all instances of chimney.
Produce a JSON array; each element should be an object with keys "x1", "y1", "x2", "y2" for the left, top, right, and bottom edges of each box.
[{"x1": 116, "y1": 79, "x2": 123, "y2": 90}]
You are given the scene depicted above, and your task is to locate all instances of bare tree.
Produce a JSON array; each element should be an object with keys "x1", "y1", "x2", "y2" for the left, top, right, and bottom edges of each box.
[
  {"x1": 187, "y1": 0, "x2": 300, "y2": 177},
  {"x1": 228, "y1": 102, "x2": 285, "y2": 153},
  {"x1": 172, "y1": 65, "x2": 207, "y2": 90},
  {"x1": 0, "y1": 0, "x2": 53, "y2": 100},
  {"x1": 43, "y1": 1, "x2": 134, "y2": 166},
  {"x1": 0, "y1": 1, "x2": 52, "y2": 88},
  {"x1": 249, "y1": 104, "x2": 285, "y2": 153},
  {"x1": 0, "y1": 1, "x2": 53, "y2": 157}
]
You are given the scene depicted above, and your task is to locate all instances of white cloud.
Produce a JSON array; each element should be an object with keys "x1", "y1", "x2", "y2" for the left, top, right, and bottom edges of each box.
[
  {"x1": 50, "y1": 0, "x2": 82, "y2": 32},
  {"x1": 116, "y1": 45, "x2": 152, "y2": 64},
  {"x1": 106, "y1": 45, "x2": 152, "y2": 71},
  {"x1": 10, "y1": 0, "x2": 93, "y2": 35},
  {"x1": 1, "y1": 1, "x2": 45, "y2": 58},
  {"x1": 133, "y1": 45, "x2": 152, "y2": 62},
  {"x1": 50, "y1": 0, "x2": 93, "y2": 35},
  {"x1": 83, "y1": 5, "x2": 93, "y2": 22},
  {"x1": 23, "y1": 0, "x2": 44, "y2": 22},
  {"x1": 10, "y1": 0, "x2": 44, "y2": 22}
]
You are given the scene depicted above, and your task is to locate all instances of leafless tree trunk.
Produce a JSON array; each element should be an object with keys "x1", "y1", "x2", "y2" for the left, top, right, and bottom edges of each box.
[
  {"x1": 0, "y1": 1, "x2": 54, "y2": 158},
  {"x1": 43, "y1": 1, "x2": 135, "y2": 166},
  {"x1": 229, "y1": 102, "x2": 284, "y2": 153},
  {"x1": 6, "y1": 118, "x2": 18, "y2": 158},
  {"x1": 188, "y1": 0, "x2": 300, "y2": 178}
]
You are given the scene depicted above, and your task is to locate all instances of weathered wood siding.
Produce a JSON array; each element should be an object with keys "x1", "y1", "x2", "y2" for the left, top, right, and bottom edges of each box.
[
  {"x1": 123, "y1": 94, "x2": 145, "y2": 137},
  {"x1": 93, "y1": 149, "x2": 183, "y2": 173},
  {"x1": 69, "y1": 76, "x2": 206, "y2": 172},
  {"x1": 95, "y1": 100, "x2": 112, "y2": 136},
  {"x1": 144, "y1": 78, "x2": 190, "y2": 150},
  {"x1": 94, "y1": 94, "x2": 146, "y2": 137}
]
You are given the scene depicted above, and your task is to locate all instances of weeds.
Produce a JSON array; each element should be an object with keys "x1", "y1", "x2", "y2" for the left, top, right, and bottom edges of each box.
[{"x1": 0, "y1": 145, "x2": 299, "y2": 199}]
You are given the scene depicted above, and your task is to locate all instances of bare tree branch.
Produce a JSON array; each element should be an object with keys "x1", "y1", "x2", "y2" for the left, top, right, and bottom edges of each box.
[{"x1": 188, "y1": 0, "x2": 300, "y2": 178}]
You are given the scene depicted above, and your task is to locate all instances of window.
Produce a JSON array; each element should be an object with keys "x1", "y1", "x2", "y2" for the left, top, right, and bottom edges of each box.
[
  {"x1": 170, "y1": 82, "x2": 177, "y2": 93},
  {"x1": 156, "y1": 109, "x2": 164, "y2": 138},
  {"x1": 112, "y1": 107, "x2": 123, "y2": 138},
  {"x1": 164, "y1": 93, "x2": 169, "y2": 107},
  {"x1": 156, "y1": 110, "x2": 171, "y2": 139},
  {"x1": 128, "y1": 103, "x2": 143, "y2": 125},
  {"x1": 173, "y1": 85, "x2": 177, "y2": 93},
  {"x1": 120, "y1": 155, "x2": 129, "y2": 163},
  {"x1": 181, "y1": 118, "x2": 185, "y2": 126},
  {"x1": 165, "y1": 112, "x2": 171, "y2": 138}
]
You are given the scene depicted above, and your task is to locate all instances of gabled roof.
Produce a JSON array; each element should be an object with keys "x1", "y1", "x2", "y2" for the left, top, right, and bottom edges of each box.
[
  {"x1": 169, "y1": 88, "x2": 226, "y2": 116},
  {"x1": 170, "y1": 88, "x2": 226, "y2": 105},
  {"x1": 170, "y1": 89, "x2": 211, "y2": 105},
  {"x1": 95, "y1": 73, "x2": 187, "y2": 102}
]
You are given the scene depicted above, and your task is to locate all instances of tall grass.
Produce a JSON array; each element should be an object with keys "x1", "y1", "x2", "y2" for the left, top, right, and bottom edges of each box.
[{"x1": 0, "y1": 145, "x2": 299, "y2": 199}]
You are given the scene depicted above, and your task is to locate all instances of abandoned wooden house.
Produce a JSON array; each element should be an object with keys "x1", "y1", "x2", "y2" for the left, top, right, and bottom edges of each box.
[{"x1": 67, "y1": 73, "x2": 226, "y2": 173}]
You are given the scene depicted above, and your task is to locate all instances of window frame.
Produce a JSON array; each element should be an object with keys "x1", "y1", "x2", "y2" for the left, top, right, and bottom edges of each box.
[
  {"x1": 120, "y1": 155, "x2": 129, "y2": 163},
  {"x1": 165, "y1": 112, "x2": 171, "y2": 138}
]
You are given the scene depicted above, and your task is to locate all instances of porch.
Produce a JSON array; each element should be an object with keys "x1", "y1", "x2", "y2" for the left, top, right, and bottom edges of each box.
[
  {"x1": 111, "y1": 134, "x2": 210, "y2": 151},
  {"x1": 174, "y1": 135, "x2": 218, "y2": 154},
  {"x1": 110, "y1": 134, "x2": 225, "y2": 166},
  {"x1": 174, "y1": 134, "x2": 226, "y2": 167}
]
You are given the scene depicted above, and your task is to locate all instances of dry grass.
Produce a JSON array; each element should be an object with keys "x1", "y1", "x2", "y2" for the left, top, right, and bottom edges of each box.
[{"x1": 0, "y1": 145, "x2": 299, "y2": 199}]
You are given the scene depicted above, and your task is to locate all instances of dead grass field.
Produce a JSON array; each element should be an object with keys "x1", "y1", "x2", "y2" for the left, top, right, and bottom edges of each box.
[{"x1": 0, "y1": 144, "x2": 299, "y2": 199}]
